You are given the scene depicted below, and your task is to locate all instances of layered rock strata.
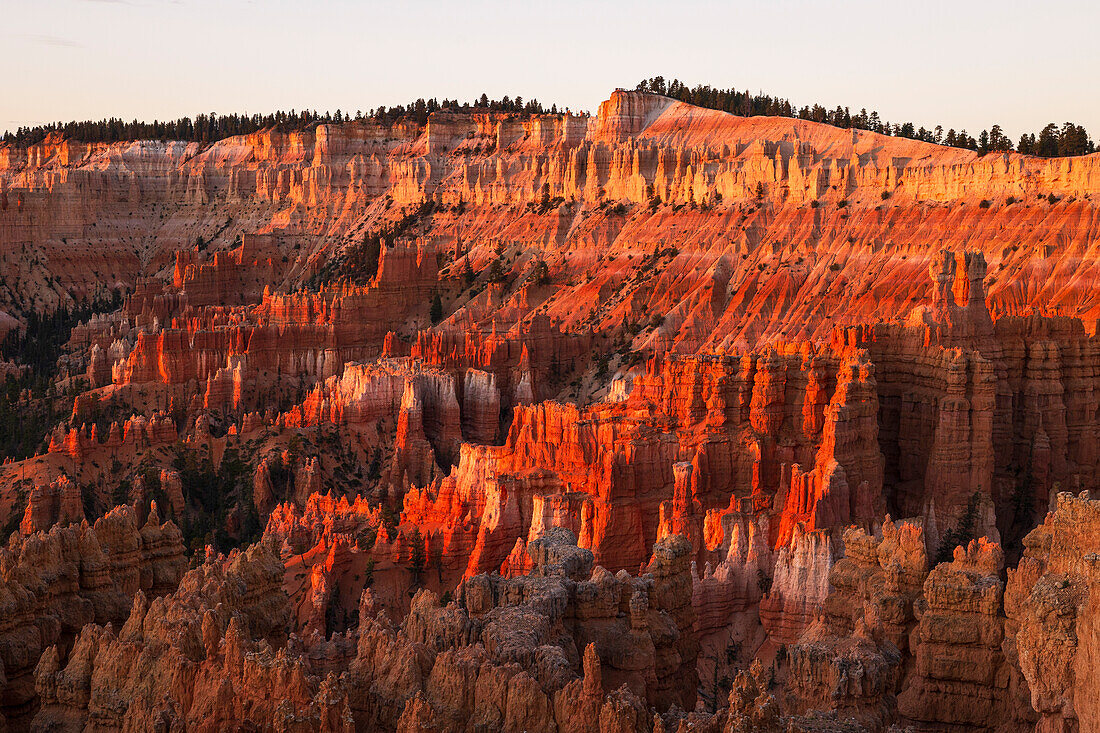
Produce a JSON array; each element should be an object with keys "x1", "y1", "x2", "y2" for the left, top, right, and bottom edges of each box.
[
  {"x1": 1003, "y1": 491, "x2": 1100, "y2": 732},
  {"x1": 0, "y1": 502, "x2": 186, "y2": 725},
  {"x1": 897, "y1": 538, "x2": 1020, "y2": 729},
  {"x1": 2, "y1": 87, "x2": 1100, "y2": 732},
  {"x1": 30, "y1": 537, "x2": 334, "y2": 732}
]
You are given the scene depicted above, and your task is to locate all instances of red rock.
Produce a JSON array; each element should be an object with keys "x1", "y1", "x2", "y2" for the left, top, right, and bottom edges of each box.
[
  {"x1": 31, "y1": 537, "x2": 346, "y2": 732},
  {"x1": 19, "y1": 476, "x2": 84, "y2": 535},
  {"x1": 3, "y1": 86, "x2": 1100, "y2": 732},
  {"x1": 0, "y1": 503, "x2": 185, "y2": 724},
  {"x1": 897, "y1": 538, "x2": 1019, "y2": 728}
]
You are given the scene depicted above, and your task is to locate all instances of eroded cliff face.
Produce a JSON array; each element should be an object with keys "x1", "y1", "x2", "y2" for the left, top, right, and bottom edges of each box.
[
  {"x1": 0, "y1": 502, "x2": 185, "y2": 727},
  {"x1": 784, "y1": 519, "x2": 923, "y2": 728},
  {"x1": 29, "y1": 528, "x2": 700, "y2": 733},
  {"x1": 1002, "y1": 492, "x2": 1100, "y2": 733},
  {"x1": 1, "y1": 248, "x2": 1096, "y2": 729},
  {"x1": 1, "y1": 89, "x2": 1099, "y2": 731},
  {"x1": 897, "y1": 538, "x2": 1020, "y2": 729},
  {"x1": 31, "y1": 536, "x2": 323, "y2": 732},
  {"x1": 3, "y1": 90, "x2": 1100, "y2": 335}
]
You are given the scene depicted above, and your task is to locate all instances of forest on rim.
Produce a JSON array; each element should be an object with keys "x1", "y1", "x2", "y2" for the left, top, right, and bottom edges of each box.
[
  {"x1": 635, "y1": 76, "x2": 1095, "y2": 157},
  {"x1": 3, "y1": 79, "x2": 1094, "y2": 158}
]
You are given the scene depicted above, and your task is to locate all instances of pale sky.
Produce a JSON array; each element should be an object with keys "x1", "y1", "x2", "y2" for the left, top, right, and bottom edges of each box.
[{"x1": 3, "y1": 0, "x2": 1098, "y2": 142}]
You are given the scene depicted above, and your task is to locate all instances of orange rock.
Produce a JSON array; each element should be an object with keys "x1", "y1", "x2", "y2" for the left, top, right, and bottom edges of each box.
[
  {"x1": 31, "y1": 537, "x2": 340, "y2": 732},
  {"x1": 19, "y1": 475, "x2": 84, "y2": 535},
  {"x1": 4, "y1": 87, "x2": 1100, "y2": 732},
  {"x1": 0, "y1": 503, "x2": 185, "y2": 725},
  {"x1": 897, "y1": 538, "x2": 1019, "y2": 728}
]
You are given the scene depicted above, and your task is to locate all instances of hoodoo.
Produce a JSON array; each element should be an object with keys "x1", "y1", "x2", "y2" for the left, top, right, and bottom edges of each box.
[{"x1": 2, "y1": 56, "x2": 1099, "y2": 731}]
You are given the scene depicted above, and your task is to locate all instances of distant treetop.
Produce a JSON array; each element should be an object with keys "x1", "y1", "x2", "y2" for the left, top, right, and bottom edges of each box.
[
  {"x1": 5, "y1": 80, "x2": 1094, "y2": 159},
  {"x1": 1, "y1": 94, "x2": 555, "y2": 147},
  {"x1": 635, "y1": 76, "x2": 1096, "y2": 158}
]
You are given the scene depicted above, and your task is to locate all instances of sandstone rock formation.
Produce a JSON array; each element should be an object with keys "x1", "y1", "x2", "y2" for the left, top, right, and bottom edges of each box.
[
  {"x1": 18, "y1": 476, "x2": 83, "y2": 535},
  {"x1": 782, "y1": 518, "x2": 922, "y2": 728},
  {"x1": 1, "y1": 86, "x2": 1100, "y2": 732},
  {"x1": 1003, "y1": 491, "x2": 1100, "y2": 732},
  {"x1": 31, "y1": 536, "x2": 346, "y2": 732},
  {"x1": 897, "y1": 538, "x2": 1020, "y2": 729},
  {"x1": 0, "y1": 502, "x2": 186, "y2": 726}
]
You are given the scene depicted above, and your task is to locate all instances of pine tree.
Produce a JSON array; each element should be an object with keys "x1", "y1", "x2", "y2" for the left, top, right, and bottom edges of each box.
[
  {"x1": 408, "y1": 528, "x2": 426, "y2": 585},
  {"x1": 429, "y1": 292, "x2": 443, "y2": 324},
  {"x1": 460, "y1": 258, "x2": 474, "y2": 287},
  {"x1": 989, "y1": 125, "x2": 1012, "y2": 152},
  {"x1": 1038, "y1": 123, "x2": 1060, "y2": 157}
]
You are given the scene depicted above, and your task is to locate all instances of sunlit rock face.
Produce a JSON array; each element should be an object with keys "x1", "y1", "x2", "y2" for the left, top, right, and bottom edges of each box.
[
  {"x1": 4, "y1": 90, "x2": 1100, "y2": 335},
  {"x1": 0, "y1": 88, "x2": 1099, "y2": 731}
]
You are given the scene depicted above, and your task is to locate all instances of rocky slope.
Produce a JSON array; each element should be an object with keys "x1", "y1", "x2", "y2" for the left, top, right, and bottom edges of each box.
[
  {"x1": 3, "y1": 90, "x2": 1100, "y2": 333},
  {"x1": 0, "y1": 501, "x2": 185, "y2": 728},
  {"x1": 0, "y1": 88, "x2": 1099, "y2": 730}
]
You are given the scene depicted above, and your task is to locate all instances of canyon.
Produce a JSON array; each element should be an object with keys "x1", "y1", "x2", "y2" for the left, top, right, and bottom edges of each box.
[{"x1": 0, "y1": 89, "x2": 1099, "y2": 731}]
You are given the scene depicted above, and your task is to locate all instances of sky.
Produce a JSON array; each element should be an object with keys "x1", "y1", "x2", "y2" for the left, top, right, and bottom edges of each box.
[{"x1": 3, "y1": 0, "x2": 1099, "y2": 142}]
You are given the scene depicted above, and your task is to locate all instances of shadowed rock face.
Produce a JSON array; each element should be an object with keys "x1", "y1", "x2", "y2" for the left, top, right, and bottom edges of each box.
[
  {"x1": 28, "y1": 528, "x2": 693, "y2": 732},
  {"x1": 31, "y1": 536, "x2": 320, "y2": 733},
  {"x1": 0, "y1": 502, "x2": 186, "y2": 726},
  {"x1": 1000, "y1": 492, "x2": 1100, "y2": 733},
  {"x1": 897, "y1": 538, "x2": 1016, "y2": 728},
  {"x1": 1, "y1": 89, "x2": 1100, "y2": 731}
]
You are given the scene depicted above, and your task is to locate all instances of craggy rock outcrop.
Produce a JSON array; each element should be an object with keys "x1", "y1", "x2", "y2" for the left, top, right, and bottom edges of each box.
[
  {"x1": 236, "y1": 249, "x2": 1100, "y2": 706},
  {"x1": 1004, "y1": 491, "x2": 1100, "y2": 732},
  {"x1": 691, "y1": 510, "x2": 772, "y2": 634},
  {"x1": 344, "y1": 528, "x2": 699, "y2": 732},
  {"x1": 18, "y1": 475, "x2": 84, "y2": 535},
  {"x1": 842, "y1": 251, "x2": 1100, "y2": 552},
  {"x1": 758, "y1": 526, "x2": 833, "y2": 643},
  {"x1": 4, "y1": 87, "x2": 1100, "y2": 732},
  {"x1": 44, "y1": 411, "x2": 180, "y2": 461},
  {"x1": 897, "y1": 538, "x2": 1020, "y2": 729},
  {"x1": 785, "y1": 518, "x2": 925, "y2": 727},
  {"x1": 0, "y1": 503, "x2": 186, "y2": 725},
  {"x1": 827, "y1": 519, "x2": 928, "y2": 653},
  {"x1": 395, "y1": 342, "x2": 885, "y2": 598},
  {"x1": 786, "y1": 628, "x2": 901, "y2": 732},
  {"x1": 30, "y1": 536, "x2": 341, "y2": 732},
  {"x1": 266, "y1": 493, "x2": 382, "y2": 635},
  {"x1": 4, "y1": 90, "x2": 1100, "y2": 337}
]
